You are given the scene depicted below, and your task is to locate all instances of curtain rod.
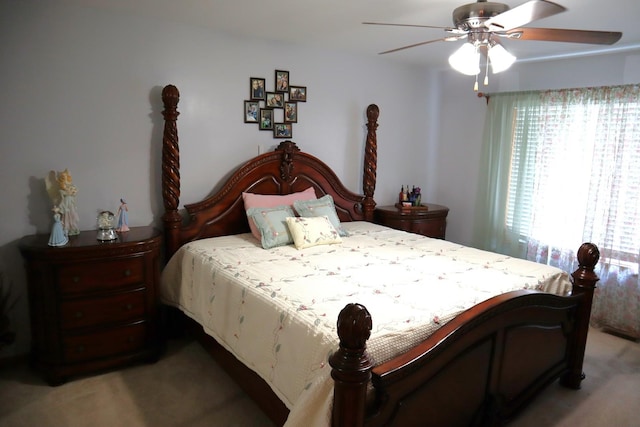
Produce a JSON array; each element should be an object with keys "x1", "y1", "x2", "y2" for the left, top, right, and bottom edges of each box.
[{"x1": 477, "y1": 92, "x2": 490, "y2": 104}]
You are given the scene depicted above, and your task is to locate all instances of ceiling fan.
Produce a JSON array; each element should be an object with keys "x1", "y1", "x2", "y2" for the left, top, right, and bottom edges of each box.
[{"x1": 364, "y1": 0, "x2": 622, "y2": 89}]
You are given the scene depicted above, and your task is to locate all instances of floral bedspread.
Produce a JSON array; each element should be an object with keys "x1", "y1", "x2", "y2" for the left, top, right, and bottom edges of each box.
[{"x1": 160, "y1": 222, "x2": 571, "y2": 426}]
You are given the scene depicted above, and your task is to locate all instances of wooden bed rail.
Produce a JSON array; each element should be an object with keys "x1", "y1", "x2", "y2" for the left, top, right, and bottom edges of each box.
[{"x1": 330, "y1": 242, "x2": 600, "y2": 426}]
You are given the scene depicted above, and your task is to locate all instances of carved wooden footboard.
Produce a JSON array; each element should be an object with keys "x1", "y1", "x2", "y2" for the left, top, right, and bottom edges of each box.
[
  {"x1": 160, "y1": 84, "x2": 600, "y2": 427},
  {"x1": 331, "y1": 242, "x2": 599, "y2": 426}
]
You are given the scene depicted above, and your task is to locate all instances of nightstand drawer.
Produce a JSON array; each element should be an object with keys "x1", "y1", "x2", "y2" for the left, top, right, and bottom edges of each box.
[
  {"x1": 410, "y1": 219, "x2": 446, "y2": 239},
  {"x1": 57, "y1": 257, "x2": 145, "y2": 294},
  {"x1": 63, "y1": 322, "x2": 148, "y2": 363},
  {"x1": 375, "y1": 204, "x2": 449, "y2": 239},
  {"x1": 60, "y1": 289, "x2": 146, "y2": 330}
]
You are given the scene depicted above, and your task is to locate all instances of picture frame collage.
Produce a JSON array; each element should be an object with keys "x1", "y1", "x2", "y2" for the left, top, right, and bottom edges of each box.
[{"x1": 244, "y1": 70, "x2": 307, "y2": 139}]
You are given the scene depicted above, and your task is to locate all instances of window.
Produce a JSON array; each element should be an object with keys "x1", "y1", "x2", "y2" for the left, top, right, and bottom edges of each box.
[
  {"x1": 477, "y1": 84, "x2": 640, "y2": 338},
  {"x1": 503, "y1": 87, "x2": 640, "y2": 270}
]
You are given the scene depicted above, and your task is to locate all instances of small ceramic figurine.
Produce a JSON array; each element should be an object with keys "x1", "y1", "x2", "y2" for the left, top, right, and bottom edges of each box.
[
  {"x1": 116, "y1": 198, "x2": 129, "y2": 232},
  {"x1": 48, "y1": 206, "x2": 69, "y2": 247}
]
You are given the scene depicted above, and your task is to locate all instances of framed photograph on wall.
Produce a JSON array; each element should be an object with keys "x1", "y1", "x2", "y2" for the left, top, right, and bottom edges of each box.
[
  {"x1": 259, "y1": 108, "x2": 274, "y2": 130},
  {"x1": 284, "y1": 102, "x2": 297, "y2": 123},
  {"x1": 266, "y1": 92, "x2": 284, "y2": 108},
  {"x1": 244, "y1": 100, "x2": 259, "y2": 123},
  {"x1": 289, "y1": 85, "x2": 307, "y2": 102},
  {"x1": 250, "y1": 77, "x2": 266, "y2": 100},
  {"x1": 275, "y1": 70, "x2": 289, "y2": 93},
  {"x1": 274, "y1": 123, "x2": 292, "y2": 138}
]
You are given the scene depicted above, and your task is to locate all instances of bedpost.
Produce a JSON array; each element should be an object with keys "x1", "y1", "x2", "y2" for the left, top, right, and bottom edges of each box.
[
  {"x1": 330, "y1": 303, "x2": 373, "y2": 427},
  {"x1": 161, "y1": 84, "x2": 182, "y2": 260},
  {"x1": 363, "y1": 104, "x2": 379, "y2": 222},
  {"x1": 561, "y1": 242, "x2": 600, "y2": 389}
]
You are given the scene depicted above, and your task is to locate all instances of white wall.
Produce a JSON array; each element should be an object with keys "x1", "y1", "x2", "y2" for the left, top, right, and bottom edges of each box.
[{"x1": 0, "y1": 3, "x2": 430, "y2": 358}]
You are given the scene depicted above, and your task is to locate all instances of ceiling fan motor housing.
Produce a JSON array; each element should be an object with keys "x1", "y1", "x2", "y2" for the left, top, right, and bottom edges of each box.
[{"x1": 453, "y1": 1, "x2": 510, "y2": 30}]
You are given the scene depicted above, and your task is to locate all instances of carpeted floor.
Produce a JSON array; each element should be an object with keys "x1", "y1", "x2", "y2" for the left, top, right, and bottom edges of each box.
[{"x1": 1, "y1": 327, "x2": 638, "y2": 427}]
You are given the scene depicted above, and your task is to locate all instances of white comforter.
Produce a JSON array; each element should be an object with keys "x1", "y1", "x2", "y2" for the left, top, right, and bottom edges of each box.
[{"x1": 160, "y1": 222, "x2": 571, "y2": 426}]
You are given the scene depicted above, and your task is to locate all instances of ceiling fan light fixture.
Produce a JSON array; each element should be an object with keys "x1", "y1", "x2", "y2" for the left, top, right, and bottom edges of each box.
[
  {"x1": 448, "y1": 42, "x2": 480, "y2": 76},
  {"x1": 488, "y1": 42, "x2": 516, "y2": 73}
]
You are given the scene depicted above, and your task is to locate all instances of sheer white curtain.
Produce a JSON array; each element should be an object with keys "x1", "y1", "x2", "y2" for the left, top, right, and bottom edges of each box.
[{"x1": 474, "y1": 84, "x2": 640, "y2": 338}]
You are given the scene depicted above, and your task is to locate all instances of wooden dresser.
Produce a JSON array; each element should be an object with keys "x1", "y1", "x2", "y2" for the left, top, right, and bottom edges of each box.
[
  {"x1": 19, "y1": 226, "x2": 162, "y2": 385},
  {"x1": 374, "y1": 204, "x2": 449, "y2": 239}
]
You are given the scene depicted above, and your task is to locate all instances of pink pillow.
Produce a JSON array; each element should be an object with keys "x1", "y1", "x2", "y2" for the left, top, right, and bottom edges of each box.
[{"x1": 243, "y1": 187, "x2": 317, "y2": 241}]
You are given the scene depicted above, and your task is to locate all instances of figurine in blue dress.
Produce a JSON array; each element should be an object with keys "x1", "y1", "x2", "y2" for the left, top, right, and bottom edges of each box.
[
  {"x1": 48, "y1": 207, "x2": 68, "y2": 247},
  {"x1": 116, "y1": 198, "x2": 129, "y2": 232}
]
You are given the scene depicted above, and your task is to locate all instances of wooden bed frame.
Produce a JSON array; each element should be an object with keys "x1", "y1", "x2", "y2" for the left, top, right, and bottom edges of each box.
[{"x1": 160, "y1": 84, "x2": 600, "y2": 426}]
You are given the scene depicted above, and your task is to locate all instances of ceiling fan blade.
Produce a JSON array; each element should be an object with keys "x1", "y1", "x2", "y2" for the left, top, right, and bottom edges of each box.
[
  {"x1": 485, "y1": 0, "x2": 566, "y2": 32},
  {"x1": 378, "y1": 37, "x2": 459, "y2": 55},
  {"x1": 363, "y1": 22, "x2": 460, "y2": 32},
  {"x1": 506, "y1": 27, "x2": 622, "y2": 45}
]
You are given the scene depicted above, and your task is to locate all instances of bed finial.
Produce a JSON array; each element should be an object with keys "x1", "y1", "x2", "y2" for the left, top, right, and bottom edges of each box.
[
  {"x1": 575, "y1": 243, "x2": 600, "y2": 275},
  {"x1": 329, "y1": 303, "x2": 373, "y2": 427},
  {"x1": 162, "y1": 84, "x2": 182, "y2": 259},
  {"x1": 363, "y1": 104, "x2": 379, "y2": 221}
]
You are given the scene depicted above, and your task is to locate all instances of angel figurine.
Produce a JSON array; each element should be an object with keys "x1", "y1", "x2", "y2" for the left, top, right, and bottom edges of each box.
[{"x1": 45, "y1": 169, "x2": 80, "y2": 236}]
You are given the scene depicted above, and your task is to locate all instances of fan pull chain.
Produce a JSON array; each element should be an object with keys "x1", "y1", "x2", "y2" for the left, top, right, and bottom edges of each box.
[
  {"x1": 484, "y1": 56, "x2": 490, "y2": 86},
  {"x1": 474, "y1": 72, "x2": 479, "y2": 91}
]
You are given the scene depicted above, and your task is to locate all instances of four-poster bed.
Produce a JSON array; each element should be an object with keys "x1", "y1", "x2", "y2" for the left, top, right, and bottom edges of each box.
[{"x1": 159, "y1": 84, "x2": 599, "y2": 426}]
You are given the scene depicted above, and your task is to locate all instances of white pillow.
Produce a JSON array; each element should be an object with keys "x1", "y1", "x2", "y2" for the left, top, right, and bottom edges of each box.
[{"x1": 285, "y1": 216, "x2": 342, "y2": 250}]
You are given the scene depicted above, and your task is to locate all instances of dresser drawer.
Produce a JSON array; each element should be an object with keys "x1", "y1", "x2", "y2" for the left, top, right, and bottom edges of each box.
[
  {"x1": 57, "y1": 256, "x2": 145, "y2": 294},
  {"x1": 63, "y1": 322, "x2": 148, "y2": 363},
  {"x1": 20, "y1": 226, "x2": 162, "y2": 383},
  {"x1": 60, "y1": 289, "x2": 146, "y2": 330}
]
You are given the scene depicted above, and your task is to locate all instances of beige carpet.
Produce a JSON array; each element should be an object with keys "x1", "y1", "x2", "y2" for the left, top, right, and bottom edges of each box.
[{"x1": 0, "y1": 327, "x2": 638, "y2": 427}]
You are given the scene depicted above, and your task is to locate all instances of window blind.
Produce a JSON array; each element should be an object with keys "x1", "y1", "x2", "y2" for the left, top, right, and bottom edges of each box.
[{"x1": 504, "y1": 87, "x2": 640, "y2": 267}]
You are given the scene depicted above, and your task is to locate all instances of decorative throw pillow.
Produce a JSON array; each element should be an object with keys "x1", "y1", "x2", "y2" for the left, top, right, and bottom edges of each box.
[
  {"x1": 286, "y1": 216, "x2": 342, "y2": 249},
  {"x1": 242, "y1": 187, "x2": 317, "y2": 240},
  {"x1": 293, "y1": 194, "x2": 348, "y2": 236},
  {"x1": 246, "y1": 205, "x2": 296, "y2": 249}
]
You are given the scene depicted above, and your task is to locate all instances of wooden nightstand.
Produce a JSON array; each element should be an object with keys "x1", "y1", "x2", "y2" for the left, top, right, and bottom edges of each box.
[
  {"x1": 19, "y1": 226, "x2": 163, "y2": 385},
  {"x1": 374, "y1": 204, "x2": 449, "y2": 239}
]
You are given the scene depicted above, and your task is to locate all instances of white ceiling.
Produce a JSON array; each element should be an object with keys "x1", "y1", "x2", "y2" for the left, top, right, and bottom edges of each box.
[{"x1": 61, "y1": 0, "x2": 640, "y2": 69}]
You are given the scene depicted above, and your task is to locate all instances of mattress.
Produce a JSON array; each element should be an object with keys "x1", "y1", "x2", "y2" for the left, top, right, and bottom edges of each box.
[{"x1": 160, "y1": 221, "x2": 571, "y2": 426}]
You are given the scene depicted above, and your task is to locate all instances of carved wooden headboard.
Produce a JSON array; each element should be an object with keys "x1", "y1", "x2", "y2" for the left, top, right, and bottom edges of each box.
[{"x1": 160, "y1": 84, "x2": 380, "y2": 258}]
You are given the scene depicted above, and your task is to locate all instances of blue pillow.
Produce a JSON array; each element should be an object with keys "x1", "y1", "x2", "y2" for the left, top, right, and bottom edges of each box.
[
  {"x1": 246, "y1": 205, "x2": 295, "y2": 249},
  {"x1": 293, "y1": 195, "x2": 348, "y2": 237}
]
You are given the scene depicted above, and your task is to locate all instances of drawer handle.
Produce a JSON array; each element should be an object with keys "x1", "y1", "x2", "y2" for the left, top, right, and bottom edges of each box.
[
  {"x1": 72, "y1": 276, "x2": 80, "y2": 283},
  {"x1": 123, "y1": 269, "x2": 131, "y2": 277},
  {"x1": 76, "y1": 345, "x2": 85, "y2": 353},
  {"x1": 74, "y1": 311, "x2": 83, "y2": 318},
  {"x1": 124, "y1": 304, "x2": 133, "y2": 311},
  {"x1": 127, "y1": 336, "x2": 136, "y2": 343}
]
